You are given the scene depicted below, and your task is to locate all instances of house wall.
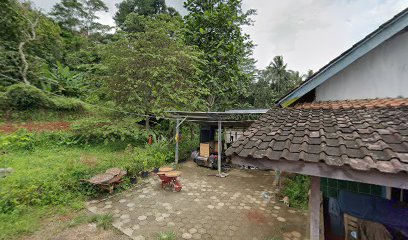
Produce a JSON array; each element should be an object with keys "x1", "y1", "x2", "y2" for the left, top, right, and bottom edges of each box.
[{"x1": 316, "y1": 30, "x2": 408, "y2": 101}]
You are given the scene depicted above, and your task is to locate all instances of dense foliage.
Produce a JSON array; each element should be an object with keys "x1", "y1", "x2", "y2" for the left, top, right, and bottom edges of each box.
[
  {"x1": 71, "y1": 117, "x2": 150, "y2": 144},
  {"x1": 100, "y1": 15, "x2": 206, "y2": 128},
  {"x1": 282, "y1": 174, "x2": 311, "y2": 209},
  {"x1": 1, "y1": 84, "x2": 85, "y2": 111},
  {"x1": 50, "y1": 0, "x2": 110, "y2": 35},
  {"x1": 114, "y1": 0, "x2": 179, "y2": 31},
  {"x1": 1, "y1": 0, "x2": 309, "y2": 117},
  {"x1": 184, "y1": 0, "x2": 256, "y2": 110},
  {"x1": 0, "y1": 0, "x2": 63, "y2": 87},
  {"x1": 249, "y1": 56, "x2": 307, "y2": 108}
]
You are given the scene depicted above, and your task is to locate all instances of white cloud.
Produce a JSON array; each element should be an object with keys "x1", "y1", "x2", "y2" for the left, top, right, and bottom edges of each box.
[
  {"x1": 31, "y1": 0, "x2": 408, "y2": 73},
  {"x1": 242, "y1": 0, "x2": 408, "y2": 72}
]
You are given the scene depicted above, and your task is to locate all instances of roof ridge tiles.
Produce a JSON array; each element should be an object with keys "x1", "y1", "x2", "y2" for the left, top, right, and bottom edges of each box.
[{"x1": 293, "y1": 98, "x2": 408, "y2": 110}]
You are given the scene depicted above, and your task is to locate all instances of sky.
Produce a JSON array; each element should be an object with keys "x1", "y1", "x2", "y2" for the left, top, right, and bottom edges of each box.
[{"x1": 31, "y1": 0, "x2": 408, "y2": 73}]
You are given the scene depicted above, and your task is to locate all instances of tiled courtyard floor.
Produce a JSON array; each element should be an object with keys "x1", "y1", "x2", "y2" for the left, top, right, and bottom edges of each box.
[{"x1": 87, "y1": 161, "x2": 308, "y2": 240}]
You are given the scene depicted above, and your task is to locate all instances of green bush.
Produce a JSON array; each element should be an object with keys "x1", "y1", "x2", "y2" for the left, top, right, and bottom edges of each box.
[
  {"x1": 130, "y1": 138, "x2": 173, "y2": 170},
  {"x1": 72, "y1": 117, "x2": 149, "y2": 145},
  {"x1": 0, "y1": 130, "x2": 79, "y2": 153},
  {"x1": 51, "y1": 96, "x2": 85, "y2": 112},
  {"x1": 2, "y1": 84, "x2": 86, "y2": 112},
  {"x1": 179, "y1": 136, "x2": 199, "y2": 161},
  {"x1": 32, "y1": 131, "x2": 79, "y2": 147},
  {"x1": 0, "y1": 129, "x2": 34, "y2": 151},
  {"x1": 5, "y1": 84, "x2": 53, "y2": 110},
  {"x1": 282, "y1": 174, "x2": 311, "y2": 209},
  {"x1": 0, "y1": 92, "x2": 8, "y2": 110}
]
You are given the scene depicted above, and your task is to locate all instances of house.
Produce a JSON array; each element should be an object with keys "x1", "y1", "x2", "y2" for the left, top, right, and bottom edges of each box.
[{"x1": 226, "y1": 7, "x2": 408, "y2": 240}]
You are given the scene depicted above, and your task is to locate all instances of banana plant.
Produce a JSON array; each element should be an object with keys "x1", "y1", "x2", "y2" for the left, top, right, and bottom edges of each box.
[{"x1": 41, "y1": 61, "x2": 86, "y2": 97}]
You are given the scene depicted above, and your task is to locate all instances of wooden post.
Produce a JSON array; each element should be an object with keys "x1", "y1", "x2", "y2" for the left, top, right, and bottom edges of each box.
[
  {"x1": 218, "y1": 120, "x2": 222, "y2": 174},
  {"x1": 175, "y1": 118, "x2": 180, "y2": 164},
  {"x1": 310, "y1": 176, "x2": 321, "y2": 240}
]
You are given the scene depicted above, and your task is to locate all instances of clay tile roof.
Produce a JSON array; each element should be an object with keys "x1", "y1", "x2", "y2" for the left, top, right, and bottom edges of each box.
[
  {"x1": 293, "y1": 98, "x2": 408, "y2": 110},
  {"x1": 226, "y1": 98, "x2": 408, "y2": 174}
]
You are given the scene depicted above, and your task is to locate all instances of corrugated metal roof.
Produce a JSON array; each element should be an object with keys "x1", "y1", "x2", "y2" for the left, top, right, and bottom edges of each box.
[
  {"x1": 224, "y1": 109, "x2": 269, "y2": 114},
  {"x1": 166, "y1": 109, "x2": 268, "y2": 127}
]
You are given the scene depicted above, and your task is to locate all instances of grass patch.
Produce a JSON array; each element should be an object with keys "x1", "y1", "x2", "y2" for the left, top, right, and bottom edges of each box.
[
  {"x1": 69, "y1": 213, "x2": 113, "y2": 230},
  {"x1": 156, "y1": 231, "x2": 177, "y2": 240},
  {"x1": 90, "y1": 213, "x2": 113, "y2": 229},
  {"x1": 0, "y1": 122, "x2": 198, "y2": 239},
  {"x1": 0, "y1": 144, "x2": 133, "y2": 239},
  {"x1": 0, "y1": 206, "x2": 51, "y2": 240},
  {"x1": 0, "y1": 204, "x2": 80, "y2": 240}
]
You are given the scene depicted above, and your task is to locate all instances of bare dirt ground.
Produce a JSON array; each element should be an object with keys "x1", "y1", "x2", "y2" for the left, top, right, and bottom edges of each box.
[
  {"x1": 0, "y1": 121, "x2": 72, "y2": 133},
  {"x1": 22, "y1": 210, "x2": 129, "y2": 240}
]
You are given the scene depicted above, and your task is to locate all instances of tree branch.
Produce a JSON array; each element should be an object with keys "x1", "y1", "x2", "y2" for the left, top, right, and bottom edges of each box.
[{"x1": 18, "y1": 17, "x2": 39, "y2": 85}]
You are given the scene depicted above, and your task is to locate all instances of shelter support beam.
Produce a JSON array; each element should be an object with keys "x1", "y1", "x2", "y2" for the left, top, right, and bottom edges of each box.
[
  {"x1": 231, "y1": 156, "x2": 408, "y2": 189},
  {"x1": 218, "y1": 120, "x2": 222, "y2": 174},
  {"x1": 174, "y1": 117, "x2": 187, "y2": 164},
  {"x1": 175, "y1": 118, "x2": 180, "y2": 164},
  {"x1": 310, "y1": 176, "x2": 321, "y2": 240}
]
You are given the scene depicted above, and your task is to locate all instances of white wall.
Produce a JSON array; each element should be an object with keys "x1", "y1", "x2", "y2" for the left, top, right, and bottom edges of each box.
[{"x1": 316, "y1": 30, "x2": 408, "y2": 101}]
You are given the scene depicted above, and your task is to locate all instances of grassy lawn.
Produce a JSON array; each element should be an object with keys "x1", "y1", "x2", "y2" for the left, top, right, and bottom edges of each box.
[{"x1": 0, "y1": 144, "x2": 133, "y2": 239}]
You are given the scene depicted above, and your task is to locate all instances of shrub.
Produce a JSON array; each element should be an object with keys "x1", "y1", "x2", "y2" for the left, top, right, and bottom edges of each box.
[
  {"x1": 2, "y1": 84, "x2": 86, "y2": 112},
  {"x1": 130, "y1": 138, "x2": 173, "y2": 171},
  {"x1": 0, "y1": 92, "x2": 8, "y2": 110},
  {"x1": 51, "y1": 96, "x2": 85, "y2": 112},
  {"x1": 72, "y1": 117, "x2": 149, "y2": 145},
  {"x1": 178, "y1": 136, "x2": 199, "y2": 161},
  {"x1": 282, "y1": 174, "x2": 311, "y2": 209},
  {"x1": 0, "y1": 130, "x2": 79, "y2": 153},
  {"x1": 32, "y1": 131, "x2": 78, "y2": 147},
  {"x1": 5, "y1": 84, "x2": 53, "y2": 110},
  {"x1": 0, "y1": 129, "x2": 34, "y2": 151}
]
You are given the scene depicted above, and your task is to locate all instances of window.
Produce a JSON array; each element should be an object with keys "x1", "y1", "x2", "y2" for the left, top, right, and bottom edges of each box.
[{"x1": 390, "y1": 188, "x2": 408, "y2": 203}]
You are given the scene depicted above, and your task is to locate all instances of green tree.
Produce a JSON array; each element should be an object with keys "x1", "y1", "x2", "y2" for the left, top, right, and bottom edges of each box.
[
  {"x1": 250, "y1": 56, "x2": 304, "y2": 108},
  {"x1": 0, "y1": 0, "x2": 62, "y2": 86},
  {"x1": 184, "y1": 0, "x2": 256, "y2": 110},
  {"x1": 100, "y1": 15, "x2": 206, "y2": 128},
  {"x1": 250, "y1": 71, "x2": 274, "y2": 108},
  {"x1": 50, "y1": 0, "x2": 110, "y2": 35},
  {"x1": 49, "y1": 0, "x2": 112, "y2": 98},
  {"x1": 305, "y1": 69, "x2": 314, "y2": 79},
  {"x1": 270, "y1": 56, "x2": 287, "y2": 94},
  {"x1": 114, "y1": 0, "x2": 179, "y2": 30}
]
